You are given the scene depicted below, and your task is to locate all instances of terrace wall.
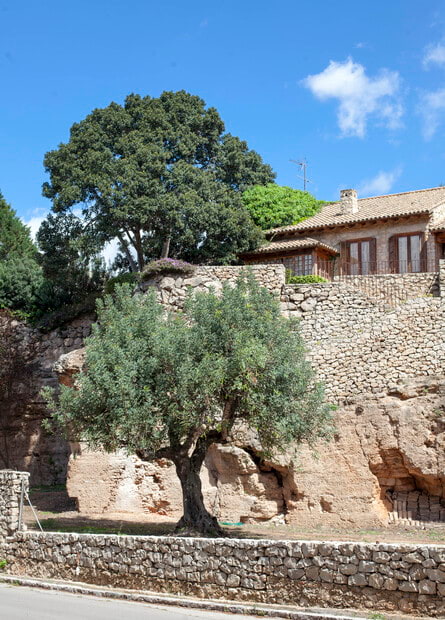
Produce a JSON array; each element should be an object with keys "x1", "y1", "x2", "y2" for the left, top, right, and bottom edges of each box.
[{"x1": 0, "y1": 525, "x2": 444, "y2": 616}]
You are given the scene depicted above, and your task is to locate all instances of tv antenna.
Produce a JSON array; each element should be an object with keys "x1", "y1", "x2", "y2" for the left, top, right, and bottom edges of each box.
[{"x1": 290, "y1": 159, "x2": 312, "y2": 192}]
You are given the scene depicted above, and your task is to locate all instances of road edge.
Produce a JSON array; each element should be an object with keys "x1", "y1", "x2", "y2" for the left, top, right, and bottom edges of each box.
[{"x1": 0, "y1": 574, "x2": 370, "y2": 619}]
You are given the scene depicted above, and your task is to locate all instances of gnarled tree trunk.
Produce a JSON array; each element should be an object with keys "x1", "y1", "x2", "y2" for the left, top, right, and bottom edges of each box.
[{"x1": 172, "y1": 441, "x2": 225, "y2": 537}]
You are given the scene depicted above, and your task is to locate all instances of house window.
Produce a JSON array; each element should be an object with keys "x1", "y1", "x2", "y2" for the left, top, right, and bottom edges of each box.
[
  {"x1": 342, "y1": 238, "x2": 376, "y2": 275},
  {"x1": 282, "y1": 254, "x2": 313, "y2": 276},
  {"x1": 390, "y1": 233, "x2": 425, "y2": 273}
]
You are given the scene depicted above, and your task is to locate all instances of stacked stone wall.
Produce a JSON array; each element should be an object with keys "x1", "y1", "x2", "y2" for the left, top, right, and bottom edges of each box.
[
  {"x1": 281, "y1": 282, "x2": 444, "y2": 402},
  {"x1": 142, "y1": 264, "x2": 445, "y2": 403},
  {"x1": 140, "y1": 264, "x2": 285, "y2": 310},
  {"x1": 0, "y1": 471, "x2": 28, "y2": 539},
  {"x1": 2, "y1": 531, "x2": 445, "y2": 615}
]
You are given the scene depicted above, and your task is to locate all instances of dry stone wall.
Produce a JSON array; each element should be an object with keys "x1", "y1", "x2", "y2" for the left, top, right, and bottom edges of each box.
[
  {"x1": 2, "y1": 530, "x2": 445, "y2": 616},
  {"x1": 139, "y1": 264, "x2": 285, "y2": 310},
  {"x1": 281, "y1": 282, "x2": 445, "y2": 402},
  {"x1": 59, "y1": 264, "x2": 445, "y2": 526},
  {"x1": 4, "y1": 263, "x2": 445, "y2": 527},
  {"x1": 142, "y1": 263, "x2": 445, "y2": 403},
  {"x1": 0, "y1": 470, "x2": 28, "y2": 539}
]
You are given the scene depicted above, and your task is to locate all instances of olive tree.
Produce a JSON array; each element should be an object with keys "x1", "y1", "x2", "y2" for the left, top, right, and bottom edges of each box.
[{"x1": 44, "y1": 276, "x2": 332, "y2": 535}]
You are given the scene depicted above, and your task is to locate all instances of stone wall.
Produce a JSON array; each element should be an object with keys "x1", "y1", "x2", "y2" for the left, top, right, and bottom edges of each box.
[
  {"x1": 281, "y1": 282, "x2": 444, "y2": 402},
  {"x1": 60, "y1": 264, "x2": 445, "y2": 525},
  {"x1": 0, "y1": 471, "x2": 29, "y2": 539},
  {"x1": 140, "y1": 264, "x2": 285, "y2": 310},
  {"x1": 2, "y1": 530, "x2": 445, "y2": 615},
  {"x1": 142, "y1": 264, "x2": 444, "y2": 403}
]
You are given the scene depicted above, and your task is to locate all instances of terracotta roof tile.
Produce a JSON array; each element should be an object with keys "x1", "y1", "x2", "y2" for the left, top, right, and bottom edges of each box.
[
  {"x1": 266, "y1": 186, "x2": 445, "y2": 236},
  {"x1": 431, "y1": 217, "x2": 445, "y2": 232},
  {"x1": 241, "y1": 237, "x2": 339, "y2": 257}
]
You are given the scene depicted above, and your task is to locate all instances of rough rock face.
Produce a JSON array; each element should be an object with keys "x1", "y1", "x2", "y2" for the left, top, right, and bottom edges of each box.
[
  {"x1": 0, "y1": 316, "x2": 92, "y2": 486},
  {"x1": 58, "y1": 342, "x2": 445, "y2": 528},
  {"x1": 54, "y1": 348, "x2": 86, "y2": 388}
]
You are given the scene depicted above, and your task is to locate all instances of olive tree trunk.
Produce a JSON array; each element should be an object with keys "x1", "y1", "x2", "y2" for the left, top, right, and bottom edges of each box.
[{"x1": 173, "y1": 443, "x2": 225, "y2": 537}]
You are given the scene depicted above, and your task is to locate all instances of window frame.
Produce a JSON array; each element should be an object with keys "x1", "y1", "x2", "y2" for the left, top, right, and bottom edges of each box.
[
  {"x1": 390, "y1": 231, "x2": 426, "y2": 273},
  {"x1": 342, "y1": 237, "x2": 376, "y2": 275},
  {"x1": 282, "y1": 252, "x2": 314, "y2": 276}
]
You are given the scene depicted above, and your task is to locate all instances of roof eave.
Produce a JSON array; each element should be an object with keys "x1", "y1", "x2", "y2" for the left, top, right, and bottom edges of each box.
[{"x1": 266, "y1": 210, "x2": 431, "y2": 238}]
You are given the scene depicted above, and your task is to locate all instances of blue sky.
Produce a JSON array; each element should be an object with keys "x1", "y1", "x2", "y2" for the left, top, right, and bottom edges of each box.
[{"x1": 2, "y1": 0, "x2": 445, "y2": 235}]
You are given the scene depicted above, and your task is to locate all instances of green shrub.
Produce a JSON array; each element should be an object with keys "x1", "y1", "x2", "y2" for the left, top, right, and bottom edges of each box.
[
  {"x1": 0, "y1": 257, "x2": 45, "y2": 316},
  {"x1": 285, "y1": 271, "x2": 327, "y2": 285},
  {"x1": 104, "y1": 272, "x2": 139, "y2": 295},
  {"x1": 0, "y1": 559, "x2": 7, "y2": 570},
  {"x1": 141, "y1": 258, "x2": 196, "y2": 279}
]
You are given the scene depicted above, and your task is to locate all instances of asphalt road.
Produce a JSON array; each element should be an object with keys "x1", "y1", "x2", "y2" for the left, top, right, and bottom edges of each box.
[{"x1": 0, "y1": 584, "x2": 255, "y2": 620}]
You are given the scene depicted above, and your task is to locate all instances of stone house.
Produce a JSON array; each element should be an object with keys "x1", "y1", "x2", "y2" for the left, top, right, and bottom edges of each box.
[{"x1": 241, "y1": 186, "x2": 445, "y2": 277}]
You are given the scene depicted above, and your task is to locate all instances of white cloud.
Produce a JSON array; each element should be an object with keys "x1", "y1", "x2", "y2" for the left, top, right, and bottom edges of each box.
[
  {"x1": 22, "y1": 215, "x2": 47, "y2": 241},
  {"x1": 423, "y1": 43, "x2": 445, "y2": 68},
  {"x1": 419, "y1": 87, "x2": 445, "y2": 139},
  {"x1": 302, "y1": 58, "x2": 403, "y2": 138},
  {"x1": 358, "y1": 167, "x2": 402, "y2": 196},
  {"x1": 102, "y1": 237, "x2": 121, "y2": 267}
]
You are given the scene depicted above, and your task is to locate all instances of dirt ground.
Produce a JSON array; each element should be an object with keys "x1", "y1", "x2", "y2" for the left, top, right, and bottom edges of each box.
[{"x1": 24, "y1": 487, "x2": 445, "y2": 545}]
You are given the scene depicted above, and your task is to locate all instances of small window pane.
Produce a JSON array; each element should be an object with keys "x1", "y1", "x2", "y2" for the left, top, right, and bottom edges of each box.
[
  {"x1": 361, "y1": 241, "x2": 370, "y2": 275},
  {"x1": 398, "y1": 236, "x2": 408, "y2": 273},
  {"x1": 410, "y1": 235, "x2": 421, "y2": 272},
  {"x1": 349, "y1": 242, "x2": 359, "y2": 275}
]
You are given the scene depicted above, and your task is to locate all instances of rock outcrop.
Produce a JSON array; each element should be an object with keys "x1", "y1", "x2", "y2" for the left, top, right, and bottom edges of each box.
[{"x1": 58, "y1": 342, "x2": 445, "y2": 528}]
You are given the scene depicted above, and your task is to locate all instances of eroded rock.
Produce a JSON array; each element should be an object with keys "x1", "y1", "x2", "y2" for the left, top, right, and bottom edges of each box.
[{"x1": 63, "y1": 366, "x2": 445, "y2": 527}]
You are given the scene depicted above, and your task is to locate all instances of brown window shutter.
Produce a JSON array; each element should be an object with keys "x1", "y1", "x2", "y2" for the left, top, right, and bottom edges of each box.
[
  {"x1": 420, "y1": 235, "x2": 428, "y2": 272},
  {"x1": 369, "y1": 238, "x2": 377, "y2": 274},
  {"x1": 388, "y1": 236, "x2": 397, "y2": 273}
]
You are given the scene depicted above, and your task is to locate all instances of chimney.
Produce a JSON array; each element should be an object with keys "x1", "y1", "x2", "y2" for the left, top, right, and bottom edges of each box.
[{"x1": 340, "y1": 189, "x2": 358, "y2": 215}]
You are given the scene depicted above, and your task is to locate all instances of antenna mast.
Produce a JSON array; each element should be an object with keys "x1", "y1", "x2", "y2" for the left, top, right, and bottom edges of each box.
[{"x1": 290, "y1": 158, "x2": 312, "y2": 192}]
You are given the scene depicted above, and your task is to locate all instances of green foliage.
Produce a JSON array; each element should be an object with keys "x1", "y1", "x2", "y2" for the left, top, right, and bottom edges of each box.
[
  {"x1": 0, "y1": 560, "x2": 7, "y2": 571},
  {"x1": 104, "y1": 272, "x2": 139, "y2": 295},
  {"x1": 0, "y1": 256, "x2": 45, "y2": 316},
  {"x1": 43, "y1": 91, "x2": 274, "y2": 268},
  {"x1": 0, "y1": 193, "x2": 44, "y2": 315},
  {"x1": 242, "y1": 184, "x2": 326, "y2": 230},
  {"x1": 0, "y1": 192, "x2": 36, "y2": 259},
  {"x1": 141, "y1": 258, "x2": 195, "y2": 279},
  {"x1": 44, "y1": 276, "x2": 332, "y2": 459},
  {"x1": 285, "y1": 272, "x2": 327, "y2": 284}
]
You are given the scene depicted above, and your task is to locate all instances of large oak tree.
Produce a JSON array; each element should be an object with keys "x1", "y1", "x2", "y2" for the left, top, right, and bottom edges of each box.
[{"x1": 43, "y1": 91, "x2": 274, "y2": 269}]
